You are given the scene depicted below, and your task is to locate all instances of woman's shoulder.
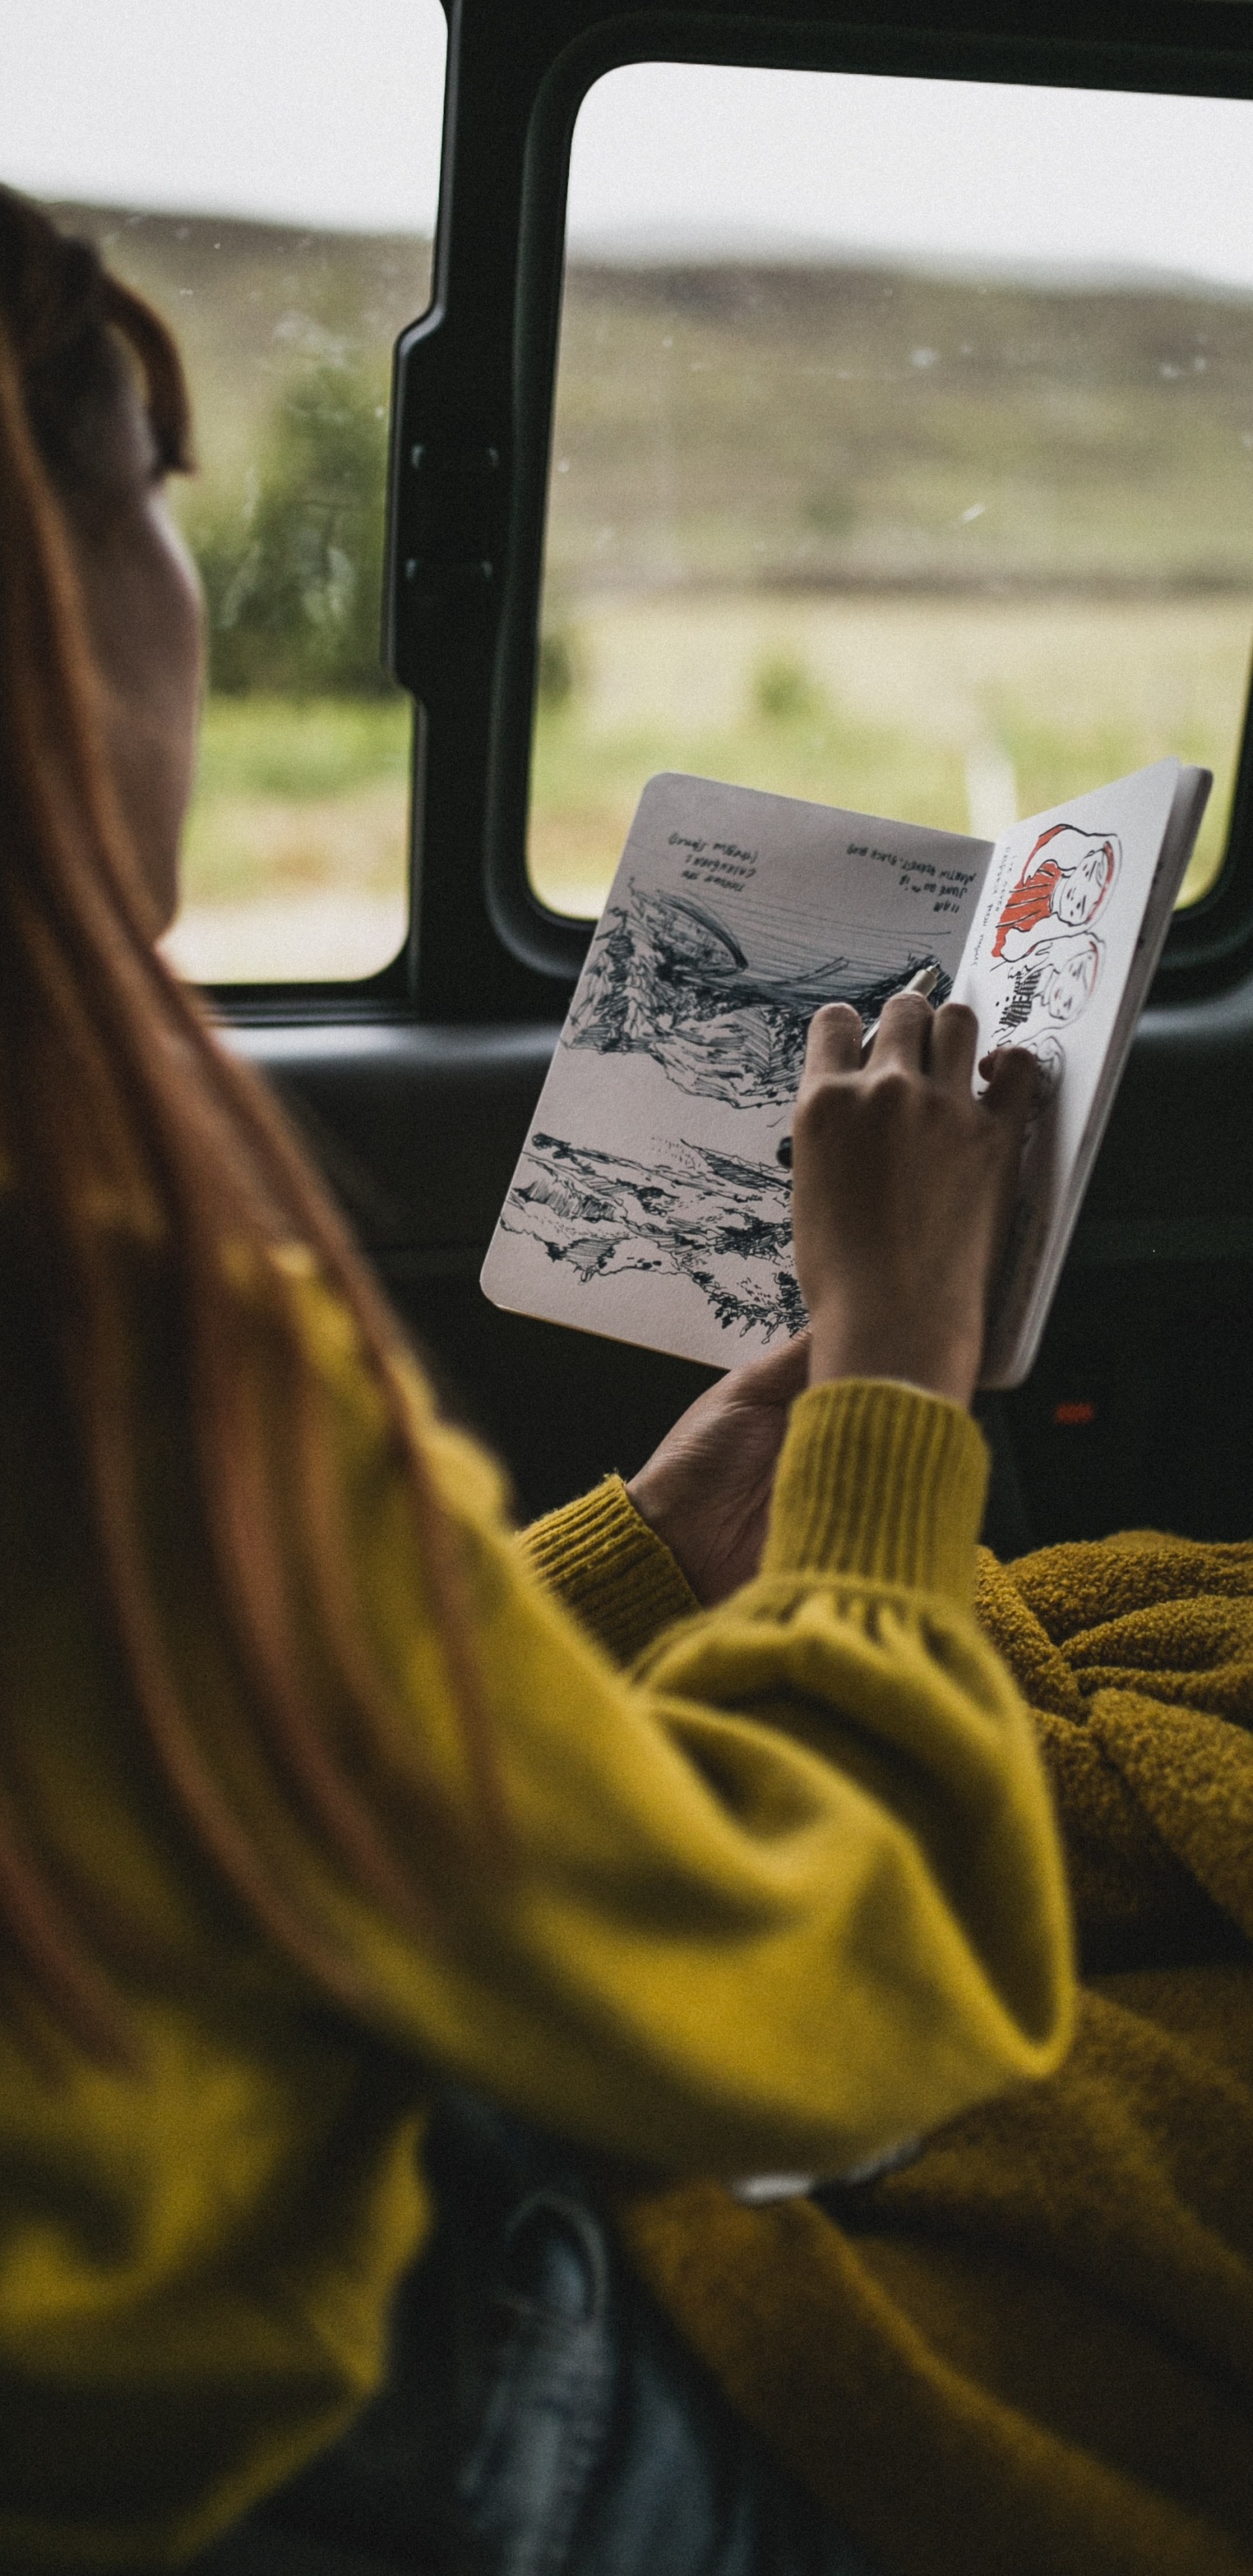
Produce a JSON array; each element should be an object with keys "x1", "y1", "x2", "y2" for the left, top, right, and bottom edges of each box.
[
  {"x1": 0, "y1": 1200, "x2": 512, "y2": 1586},
  {"x1": 265, "y1": 1240, "x2": 511, "y2": 1534}
]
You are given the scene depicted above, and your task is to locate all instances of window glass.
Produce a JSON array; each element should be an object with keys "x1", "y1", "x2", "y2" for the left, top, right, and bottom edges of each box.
[
  {"x1": 532, "y1": 64, "x2": 1253, "y2": 918},
  {"x1": 0, "y1": 0, "x2": 446, "y2": 982}
]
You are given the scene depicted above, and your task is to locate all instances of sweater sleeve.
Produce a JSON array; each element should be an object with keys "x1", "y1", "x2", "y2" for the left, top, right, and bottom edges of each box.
[
  {"x1": 264, "y1": 1291, "x2": 1074, "y2": 2182},
  {"x1": 48, "y1": 1270, "x2": 1074, "y2": 2190},
  {"x1": 518, "y1": 1475, "x2": 699, "y2": 1663}
]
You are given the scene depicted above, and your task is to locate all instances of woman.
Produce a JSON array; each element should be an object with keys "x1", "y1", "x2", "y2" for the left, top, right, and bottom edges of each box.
[{"x1": 0, "y1": 190, "x2": 1067, "y2": 2573}]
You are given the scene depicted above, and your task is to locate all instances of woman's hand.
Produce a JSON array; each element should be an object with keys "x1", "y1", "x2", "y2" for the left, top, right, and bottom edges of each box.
[
  {"x1": 791, "y1": 996, "x2": 1036, "y2": 1408},
  {"x1": 626, "y1": 1334, "x2": 812, "y2": 1607},
  {"x1": 627, "y1": 997, "x2": 1033, "y2": 1599}
]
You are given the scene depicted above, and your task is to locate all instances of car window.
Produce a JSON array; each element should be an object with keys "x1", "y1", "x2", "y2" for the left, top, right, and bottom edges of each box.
[
  {"x1": 530, "y1": 63, "x2": 1253, "y2": 922},
  {"x1": 0, "y1": 0, "x2": 446, "y2": 985}
]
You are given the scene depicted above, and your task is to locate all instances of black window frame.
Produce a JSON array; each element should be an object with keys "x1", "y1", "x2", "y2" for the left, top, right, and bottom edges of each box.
[{"x1": 219, "y1": 0, "x2": 1253, "y2": 1027}]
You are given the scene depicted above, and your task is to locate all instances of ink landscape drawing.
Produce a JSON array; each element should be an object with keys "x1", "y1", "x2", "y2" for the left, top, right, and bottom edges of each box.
[{"x1": 482, "y1": 773, "x2": 989, "y2": 1365}]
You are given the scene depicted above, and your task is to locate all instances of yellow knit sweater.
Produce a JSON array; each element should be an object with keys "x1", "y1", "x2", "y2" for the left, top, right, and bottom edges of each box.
[
  {"x1": 613, "y1": 1533, "x2": 1253, "y2": 2576},
  {"x1": 0, "y1": 1250, "x2": 1071, "y2": 2571}
]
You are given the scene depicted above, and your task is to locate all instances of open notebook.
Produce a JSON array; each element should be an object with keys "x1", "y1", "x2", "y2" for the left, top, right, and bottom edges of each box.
[{"x1": 483, "y1": 759, "x2": 1210, "y2": 1387}]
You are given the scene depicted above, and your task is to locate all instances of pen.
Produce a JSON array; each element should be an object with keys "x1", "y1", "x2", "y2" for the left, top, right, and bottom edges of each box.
[{"x1": 775, "y1": 965, "x2": 941, "y2": 1169}]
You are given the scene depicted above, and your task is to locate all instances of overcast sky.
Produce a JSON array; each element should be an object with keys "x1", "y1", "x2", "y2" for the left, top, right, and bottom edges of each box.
[
  {"x1": 570, "y1": 64, "x2": 1253, "y2": 292},
  {"x1": 0, "y1": 0, "x2": 447, "y2": 232},
  {"x1": 4, "y1": 4, "x2": 1253, "y2": 290}
]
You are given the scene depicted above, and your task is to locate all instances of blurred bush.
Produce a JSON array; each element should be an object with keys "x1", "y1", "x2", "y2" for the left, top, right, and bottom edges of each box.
[
  {"x1": 190, "y1": 365, "x2": 393, "y2": 697},
  {"x1": 752, "y1": 650, "x2": 824, "y2": 723},
  {"x1": 536, "y1": 624, "x2": 581, "y2": 711}
]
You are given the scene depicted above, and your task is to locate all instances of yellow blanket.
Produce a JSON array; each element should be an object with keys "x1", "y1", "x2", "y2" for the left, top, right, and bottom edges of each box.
[{"x1": 620, "y1": 1533, "x2": 1253, "y2": 2576}]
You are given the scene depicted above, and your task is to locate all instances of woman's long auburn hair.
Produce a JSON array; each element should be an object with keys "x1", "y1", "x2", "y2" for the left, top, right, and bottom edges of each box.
[{"x1": 0, "y1": 187, "x2": 501, "y2": 2068}]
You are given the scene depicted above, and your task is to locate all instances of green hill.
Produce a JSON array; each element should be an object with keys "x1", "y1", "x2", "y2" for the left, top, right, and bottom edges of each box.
[
  {"x1": 50, "y1": 205, "x2": 1253, "y2": 596},
  {"x1": 547, "y1": 259, "x2": 1253, "y2": 595}
]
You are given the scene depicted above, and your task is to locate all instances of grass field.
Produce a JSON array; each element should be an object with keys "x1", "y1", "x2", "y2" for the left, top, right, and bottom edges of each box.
[
  {"x1": 164, "y1": 697, "x2": 411, "y2": 982},
  {"x1": 182, "y1": 696, "x2": 412, "y2": 899},
  {"x1": 528, "y1": 591, "x2": 1252, "y2": 914},
  {"x1": 158, "y1": 587, "x2": 1250, "y2": 980}
]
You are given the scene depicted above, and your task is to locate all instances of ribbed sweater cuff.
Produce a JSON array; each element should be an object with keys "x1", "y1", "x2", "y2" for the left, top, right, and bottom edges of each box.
[
  {"x1": 519, "y1": 1476, "x2": 699, "y2": 1665},
  {"x1": 761, "y1": 1379, "x2": 989, "y2": 1603}
]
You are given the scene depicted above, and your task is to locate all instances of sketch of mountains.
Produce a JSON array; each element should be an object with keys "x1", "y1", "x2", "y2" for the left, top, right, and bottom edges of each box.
[
  {"x1": 501, "y1": 1129, "x2": 806, "y2": 1340},
  {"x1": 566, "y1": 882, "x2": 948, "y2": 1110}
]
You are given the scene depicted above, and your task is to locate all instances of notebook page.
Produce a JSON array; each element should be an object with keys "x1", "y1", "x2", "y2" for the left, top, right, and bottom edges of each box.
[
  {"x1": 1002, "y1": 761, "x2": 1211, "y2": 1384},
  {"x1": 949, "y1": 758, "x2": 1183, "y2": 1388}
]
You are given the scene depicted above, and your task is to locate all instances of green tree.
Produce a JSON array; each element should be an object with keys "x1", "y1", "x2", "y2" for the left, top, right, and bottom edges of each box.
[{"x1": 192, "y1": 365, "x2": 394, "y2": 697}]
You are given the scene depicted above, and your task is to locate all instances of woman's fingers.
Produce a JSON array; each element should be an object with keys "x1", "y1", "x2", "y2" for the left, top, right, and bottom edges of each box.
[
  {"x1": 981, "y1": 1044, "x2": 1040, "y2": 1127},
  {"x1": 805, "y1": 998, "x2": 1038, "y2": 1127},
  {"x1": 804, "y1": 1002, "x2": 863, "y2": 1074},
  {"x1": 928, "y1": 1001, "x2": 981, "y2": 1091},
  {"x1": 865, "y1": 990, "x2": 935, "y2": 1070}
]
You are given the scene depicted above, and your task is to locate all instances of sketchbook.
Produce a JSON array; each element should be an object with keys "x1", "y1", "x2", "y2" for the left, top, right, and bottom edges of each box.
[{"x1": 482, "y1": 760, "x2": 1210, "y2": 1389}]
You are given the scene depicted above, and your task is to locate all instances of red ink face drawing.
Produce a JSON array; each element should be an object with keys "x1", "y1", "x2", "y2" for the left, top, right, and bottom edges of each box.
[{"x1": 991, "y1": 826, "x2": 1121, "y2": 963}]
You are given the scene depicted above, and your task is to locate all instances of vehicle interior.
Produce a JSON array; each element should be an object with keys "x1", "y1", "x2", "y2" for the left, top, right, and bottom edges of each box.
[{"x1": 14, "y1": 0, "x2": 1253, "y2": 1554}]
